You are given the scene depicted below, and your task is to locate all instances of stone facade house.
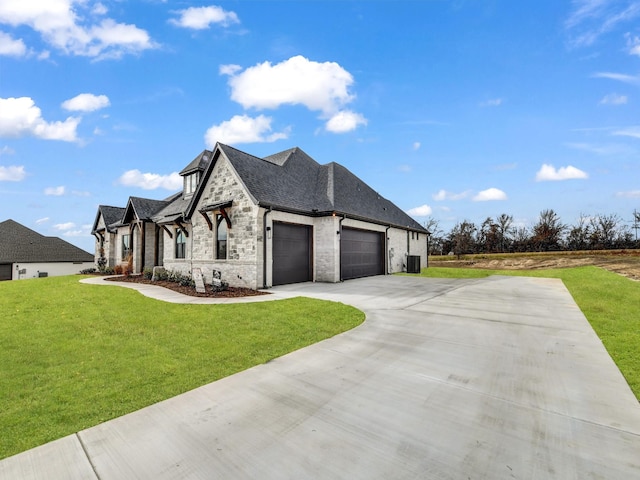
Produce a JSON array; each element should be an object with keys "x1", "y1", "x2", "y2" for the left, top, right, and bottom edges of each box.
[
  {"x1": 92, "y1": 144, "x2": 428, "y2": 289},
  {"x1": 0, "y1": 219, "x2": 94, "y2": 280}
]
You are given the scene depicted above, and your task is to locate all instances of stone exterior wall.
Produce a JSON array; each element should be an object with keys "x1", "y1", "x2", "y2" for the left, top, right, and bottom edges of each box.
[
  {"x1": 93, "y1": 215, "x2": 118, "y2": 268},
  {"x1": 163, "y1": 154, "x2": 263, "y2": 290}
]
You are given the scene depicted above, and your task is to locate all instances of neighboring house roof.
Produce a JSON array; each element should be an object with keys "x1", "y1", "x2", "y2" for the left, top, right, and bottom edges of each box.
[
  {"x1": 91, "y1": 205, "x2": 126, "y2": 234},
  {"x1": 0, "y1": 219, "x2": 94, "y2": 263}
]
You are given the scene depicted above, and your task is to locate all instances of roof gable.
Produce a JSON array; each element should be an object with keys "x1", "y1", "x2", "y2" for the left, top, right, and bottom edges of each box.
[
  {"x1": 91, "y1": 205, "x2": 125, "y2": 234},
  {"x1": 123, "y1": 197, "x2": 171, "y2": 223}
]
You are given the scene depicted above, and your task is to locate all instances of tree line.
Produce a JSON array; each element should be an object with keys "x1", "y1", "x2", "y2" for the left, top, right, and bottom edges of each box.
[{"x1": 425, "y1": 209, "x2": 640, "y2": 256}]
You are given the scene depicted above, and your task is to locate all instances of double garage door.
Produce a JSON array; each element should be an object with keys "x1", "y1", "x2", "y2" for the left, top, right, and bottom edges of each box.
[{"x1": 272, "y1": 223, "x2": 385, "y2": 286}]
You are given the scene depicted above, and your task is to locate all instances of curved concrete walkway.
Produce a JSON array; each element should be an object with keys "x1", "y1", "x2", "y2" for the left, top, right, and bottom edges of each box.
[{"x1": 2, "y1": 275, "x2": 640, "y2": 479}]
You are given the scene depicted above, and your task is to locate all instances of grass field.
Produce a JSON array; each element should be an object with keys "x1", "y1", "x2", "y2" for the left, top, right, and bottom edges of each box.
[
  {"x1": 417, "y1": 265, "x2": 640, "y2": 402},
  {"x1": 0, "y1": 276, "x2": 364, "y2": 460}
]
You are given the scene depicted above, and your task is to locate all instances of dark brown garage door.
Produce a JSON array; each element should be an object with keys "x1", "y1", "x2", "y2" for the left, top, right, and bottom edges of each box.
[
  {"x1": 273, "y1": 222, "x2": 312, "y2": 286},
  {"x1": 0, "y1": 264, "x2": 12, "y2": 281},
  {"x1": 341, "y1": 228, "x2": 385, "y2": 280}
]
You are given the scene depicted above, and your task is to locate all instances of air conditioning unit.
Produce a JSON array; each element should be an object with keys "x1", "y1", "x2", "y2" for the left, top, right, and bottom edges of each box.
[{"x1": 407, "y1": 255, "x2": 421, "y2": 274}]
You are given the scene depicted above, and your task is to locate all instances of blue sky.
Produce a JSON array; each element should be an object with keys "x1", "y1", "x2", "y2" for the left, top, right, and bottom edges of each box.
[{"x1": 1, "y1": 0, "x2": 639, "y2": 253}]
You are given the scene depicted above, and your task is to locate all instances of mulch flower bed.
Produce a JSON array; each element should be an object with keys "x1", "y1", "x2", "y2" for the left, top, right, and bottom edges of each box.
[{"x1": 105, "y1": 275, "x2": 270, "y2": 298}]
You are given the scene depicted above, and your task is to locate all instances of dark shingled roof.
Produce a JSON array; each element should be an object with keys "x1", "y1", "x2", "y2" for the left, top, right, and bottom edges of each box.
[
  {"x1": 179, "y1": 150, "x2": 213, "y2": 176},
  {"x1": 218, "y1": 144, "x2": 427, "y2": 231},
  {"x1": 0, "y1": 219, "x2": 94, "y2": 263},
  {"x1": 123, "y1": 197, "x2": 174, "y2": 223},
  {"x1": 152, "y1": 193, "x2": 191, "y2": 224},
  {"x1": 91, "y1": 205, "x2": 125, "y2": 234}
]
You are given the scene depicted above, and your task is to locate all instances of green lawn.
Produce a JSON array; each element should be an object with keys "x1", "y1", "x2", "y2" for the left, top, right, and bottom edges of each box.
[
  {"x1": 417, "y1": 266, "x2": 640, "y2": 401},
  {"x1": 0, "y1": 276, "x2": 364, "y2": 459}
]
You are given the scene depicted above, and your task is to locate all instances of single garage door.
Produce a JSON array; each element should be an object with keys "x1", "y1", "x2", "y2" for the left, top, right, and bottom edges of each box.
[
  {"x1": 0, "y1": 264, "x2": 12, "y2": 281},
  {"x1": 273, "y1": 222, "x2": 312, "y2": 286},
  {"x1": 341, "y1": 227, "x2": 385, "y2": 280}
]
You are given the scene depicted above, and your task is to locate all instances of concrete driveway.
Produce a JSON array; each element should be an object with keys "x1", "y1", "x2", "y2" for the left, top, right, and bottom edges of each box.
[{"x1": 2, "y1": 275, "x2": 640, "y2": 479}]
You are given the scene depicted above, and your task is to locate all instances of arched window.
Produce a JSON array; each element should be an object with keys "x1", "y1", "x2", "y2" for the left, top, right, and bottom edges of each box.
[{"x1": 216, "y1": 214, "x2": 227, "y2": 260}]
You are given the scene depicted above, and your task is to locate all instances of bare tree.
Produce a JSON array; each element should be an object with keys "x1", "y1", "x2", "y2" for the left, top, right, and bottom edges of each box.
[
  {"x1": 448, "y1": 220, "x2": 477, "y2": 258},
  {"x1": 478, "y1": 217, "x2": 500, "y2": 253},
  {"x1": 531, "y1": 209, "x2": 565, "y2": 251},
  {"x1": 512, "y1": 226, "x2": 530, "y2": 252},
  {"x1": 566, "y1": 213, "x2": 590, "y2": 251},
  {"x1": 589, "y1": 214, "x2": 621, "y2": 250},
  {"x1": 496, "y1": 213, "x2": 514, "y2": 252},
  {"x1": 423, "y1": 217, "x2": 444, "y2": 255}
]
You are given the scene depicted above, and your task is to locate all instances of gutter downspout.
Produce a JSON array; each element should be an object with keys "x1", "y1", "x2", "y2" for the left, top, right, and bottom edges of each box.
[
  {"x1": 338, "y1": 214, "x2": 346, "y2": 281},
  {"x1": 386, "y1": 225, "x2": 391, "y2": 275},
  {"x1": 426, "y1": 230, "x2": 431, "y2": 269},
  {"x1": 406, "y1": 230, "x2": 410, "y2": 273},
  {"x1": 262, "y1": 206, "x2": 272, "y2": 288}
]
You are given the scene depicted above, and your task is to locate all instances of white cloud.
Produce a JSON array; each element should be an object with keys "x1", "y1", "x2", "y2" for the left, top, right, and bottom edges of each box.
[
  {"x1": 62, "y1": 93, "x2": 110, "y2": 112},
  {"x1": 170, "y1": 6, "x2": 239, "y2": 29},
  {"x1": 325, "y1": 110, "x2": 367, "y2": 133},
  {"x1": 0, "y1": 1, "x2": 157, "y2": 60},
  {"x1": 397, "y1": 164, "x2": 412, "y2": 173},
  {"x1": 35, "y1": 217, "x2": 49, "y2": 224},
  {"x1": 473, "y1": 188, "x2": 507, "y2": 201},
  {"x1": 412, "y1": 142, "x2": 421, "y2": 151},
  {"x1": 616, "y1": 190, "x2": 640, "y2": 198},
  {"x1": 71, "y1": 190, "x2": 90, "y2": 196},
  {"x1": 565, "y1": 142, "x2": 633, "y2": 155},
  {"x1": 479, "y1": 98, "x2": 503, "y2": 107},
  {"x1": 432, "y1": 189, "x2": 470, "y2": 201},
  {"x1": 535, "y1": 164, "x2": 588, "y2": 181},
  {"x1": 117, "y1": 169, "x2": 182, "y2": 190},
  {"x1": 592, "y1": 72, "x2": 640, "y2": 86},
  {"x1": 53, "y1": 222, "x2": 75, "y2": 230},
  {"x1": 0, "y1": 30, "x2": 26, "y2": 56},
  {"x1": 612, "y1": 126, "x2": 640, "y2": 138},
  {"x1": 0, "y1": 97, "x2": 80, "y2": 142},
  {"x1": 0, "y1": 145, "x2": 14, "y2": 155},
  {"x1": 219, "y1": 64, "x2": 242, "y2": 76},
  {"x1": 44, "y1": 185, "x2": 65, "y2": 196},
  {"x1": 565, "y1": 0, "x2": 640, "y2": 48},
  {"x1": 406, "y1": 204, "x2": 432, "y2": 216},
  {"x1": 626, "y1": 33, "x2": 640, "y2": 56},
  {"x1": 0, "y1": 164, "x2": 25, "y2": 181},
  {"x1": 599, "y1": 93, "x2": 628, "y2": 105},
  {"x1": 63, "y1": 229, "x2": 86, "y2": 237},
  {"x1": 205, "y1": 114, "x2": 289, "y2": 147},
  {"x1": 223, "y1": 55, "x2": 364, "y2": 116}
]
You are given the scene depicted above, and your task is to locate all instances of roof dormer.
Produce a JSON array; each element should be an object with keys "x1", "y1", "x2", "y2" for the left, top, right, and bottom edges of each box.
[{"x1": 179, "y1": 149, "x2": 213, "y2": 198}]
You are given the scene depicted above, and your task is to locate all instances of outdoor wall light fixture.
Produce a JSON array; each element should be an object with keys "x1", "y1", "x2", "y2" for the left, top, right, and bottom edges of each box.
[{"x1": 266, "y1": 226, "x2": 271, "y2": 239}]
